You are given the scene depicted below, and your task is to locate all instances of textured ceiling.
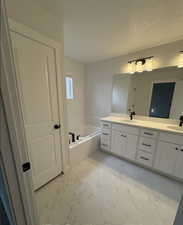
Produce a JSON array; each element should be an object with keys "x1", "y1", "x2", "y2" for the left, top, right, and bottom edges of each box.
[
  {"x1": 35, "y1": 0, "x2": 183, "y2": 63},
  {"x1": 64, "y1": 0, "x2": 183, "y2": 62}
]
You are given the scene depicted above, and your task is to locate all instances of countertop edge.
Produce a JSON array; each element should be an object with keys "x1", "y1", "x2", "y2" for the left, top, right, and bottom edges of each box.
[{"x1": 101, "y1": 118, "x2": 183, "y2": 136}]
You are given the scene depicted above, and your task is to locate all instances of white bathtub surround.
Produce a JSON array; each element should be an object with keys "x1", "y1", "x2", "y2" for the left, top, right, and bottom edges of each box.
[
  {"x1": 36, "y1": 151, "x2": 183, "y2": 225},
  {"x1": 69, "y1": 126, "x2": 101, "y2": 167},
  {"x1": 100, "y1": 115, "x2": 183, "y2": 182}
]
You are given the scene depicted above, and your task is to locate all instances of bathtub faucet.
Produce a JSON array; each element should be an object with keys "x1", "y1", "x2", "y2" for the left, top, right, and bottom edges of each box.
[
  {"x1": 76, "y1": 135, "x2": 80, "y2": 140},
  {"x1": 69, "y1": 132, "x2": 75, "y2": 143}
]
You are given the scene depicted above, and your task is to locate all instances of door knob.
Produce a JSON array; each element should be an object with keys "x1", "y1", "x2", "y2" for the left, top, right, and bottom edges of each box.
[{"x1": 54, "y1": 124, "x2": 61, "y2": 129}]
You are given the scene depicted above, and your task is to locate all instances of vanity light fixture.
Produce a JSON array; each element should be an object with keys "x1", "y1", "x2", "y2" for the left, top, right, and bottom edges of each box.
[
  {"x1": 127, "y1": 56, "x2": 154, "y2": 74},
  {"x1": 178, "y1": 51, "x2": 183, "y2": 68}
]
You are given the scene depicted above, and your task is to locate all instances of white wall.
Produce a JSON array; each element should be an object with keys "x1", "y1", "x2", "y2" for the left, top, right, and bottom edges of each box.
[
  {"x1": 85, "y1": 39, "x2": 183, "y2": 126},
  {"x1": 64, "y1": 57, "x2": 86, "y2": 135}
]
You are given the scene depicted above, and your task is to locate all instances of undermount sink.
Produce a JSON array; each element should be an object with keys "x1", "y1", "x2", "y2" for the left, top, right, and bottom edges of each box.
[{"x1": 167, "y1": 125, "x2": 183, "y2": 131}]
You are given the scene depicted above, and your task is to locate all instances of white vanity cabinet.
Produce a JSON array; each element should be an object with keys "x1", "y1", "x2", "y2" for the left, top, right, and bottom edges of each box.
[
  {"x1": 111, "y1": 124, "x2": 139, "y2": 160},
  {"x1": 154, "y1": 132, "x2": 183, "y2": 179},
  {"x1": 100, "y1": 118, "x2": 183, "y2": 181}
]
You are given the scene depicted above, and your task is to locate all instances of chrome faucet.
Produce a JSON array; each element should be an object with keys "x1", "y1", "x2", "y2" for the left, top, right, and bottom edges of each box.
[{"x1": 179, "y1": 116, "x2": 183, "y2": 127}]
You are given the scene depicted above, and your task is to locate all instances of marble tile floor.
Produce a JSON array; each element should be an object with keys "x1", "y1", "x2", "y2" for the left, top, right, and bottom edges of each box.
[{"x1": 36, "y1": 151, "x2": 183, "y2": 225}]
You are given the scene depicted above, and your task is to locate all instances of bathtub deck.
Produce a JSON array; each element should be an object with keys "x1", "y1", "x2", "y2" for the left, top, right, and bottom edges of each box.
[{"x1": 36, "y1": 151, "x2": 183, "y2": 225}]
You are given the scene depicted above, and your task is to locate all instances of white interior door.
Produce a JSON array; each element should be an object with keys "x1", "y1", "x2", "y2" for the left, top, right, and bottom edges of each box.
[{"x1": 11, "y1": 31, "x2": 62, "y2": 190}]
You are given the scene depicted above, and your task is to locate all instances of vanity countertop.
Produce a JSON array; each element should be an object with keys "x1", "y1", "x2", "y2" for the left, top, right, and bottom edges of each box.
[{"x1": 101, "y1": 116, "x2": 183, "y2": 135}]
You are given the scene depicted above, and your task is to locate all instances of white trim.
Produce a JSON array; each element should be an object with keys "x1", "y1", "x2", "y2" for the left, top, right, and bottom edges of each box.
[
  {"x1": 55, "y1": 50, "x2": 70, "y2": 170},
  {"x1": 8, "y1": 19, "x2": 69, "y2": 174},
  {"x1": 1, "y1": 1, "x2": 39, "y2": 225},
  {"x1": 9, "y1": 19, "x2": 61, "y2": 49},
  {"x1": 0, "y1": 95, "x2": 26, "y2": 225},
  {"x1": 151, "y1": 79, "x2": 179, "y2": 84},
  {"x1": 65, "y1": 76, "x2": 74, "y2": 100}
]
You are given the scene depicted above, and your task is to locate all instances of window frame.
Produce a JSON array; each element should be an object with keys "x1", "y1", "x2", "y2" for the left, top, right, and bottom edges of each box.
[{"x1": 65, "y1": 75, "x2": 74, "y2": 100}]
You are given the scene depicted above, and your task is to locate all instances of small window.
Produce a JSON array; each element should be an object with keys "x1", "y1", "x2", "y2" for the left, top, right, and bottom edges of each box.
[{"x1": 65, "y1": 76, "x2": 74, "y2": 99}]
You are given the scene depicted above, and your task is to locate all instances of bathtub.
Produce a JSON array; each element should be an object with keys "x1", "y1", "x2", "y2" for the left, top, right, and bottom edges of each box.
[{"x1": 69, "y1": 126, "x2": 101, "y2": 167}]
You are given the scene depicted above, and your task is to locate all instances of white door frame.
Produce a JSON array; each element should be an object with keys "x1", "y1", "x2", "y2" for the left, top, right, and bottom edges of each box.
[
  {"x1": 8, "y1": 19, "x2": 70, "y2": 173},
  {"x1": 1, "y1": 1, "x2": 39, "y2": 224},
  {"x1": 0, "y1": 94, "x2": 29, "y2": 225}
]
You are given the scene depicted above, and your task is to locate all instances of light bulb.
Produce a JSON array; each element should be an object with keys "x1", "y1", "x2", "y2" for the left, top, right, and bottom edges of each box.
[
  {"x1": 136, "y1": 61, "x2": 143, "y2": 73},
  {"x1": 145, "y1": 58, "x2": 153, "y2": 71},
  {"x1": 127, "y1": 62, "x2": 135, "y2": 74},
  {"x1": 178, "y1": 52, "x2": 183, "y2": 68}
]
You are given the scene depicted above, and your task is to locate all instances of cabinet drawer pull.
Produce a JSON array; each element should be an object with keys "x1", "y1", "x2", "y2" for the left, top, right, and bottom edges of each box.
[
  {"x1": 175, "y1": 147, "x2": 179, "y2": 151},
  {"x1": 181, "y1": 149, "x2": 183, "y2": 152},
  {"x1": 142, "y1": 143, "x2": 151, "y2": 147},
  {"x1": 103, "y1": 124, "x2": 109, "y2": 127},
  {"x1": 121, "y1": 134, "x2": 127, "y2": 138},
  {"x1": 102, "y1": 133, "x2": 108, "y2": 136},
  {"x1": 144, "y1": 132, "x2": 153, "y2": 136},
  {"x1": 140, "y1": 156, "x2": 149, "y2": 161}
]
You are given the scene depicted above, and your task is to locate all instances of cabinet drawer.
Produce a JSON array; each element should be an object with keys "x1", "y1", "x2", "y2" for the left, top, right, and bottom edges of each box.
[
  {"x1": 100, "y1": 142, "x2": 110, "y2": 151},
  {"x1": 138, "y1": 137, "x2": 156, "y2": 153},
  {"x1": 101, "y1": 128, "x2": 111, "y2": 136},
  {"x1": 101, "y1": 129, "x2": 110, "y2": 151},
  {"x1": 101, "y1": 134, "x2": 110, "y2": 145},
  {"x1": 140, "y1": 129, "x2": 158, "y2": 139},
  {"x1": 136, "y1": 151, "x2": 153, "y2": 167},
  {"x1": 112, "y1": 123, "x2": 139, "y2": 135},
  {"x1": 159, "y1": 132, "x2": 183, "y2": 145},
  {"x1": 101, "y1": 121, "x2": 111, "y2": 129}
]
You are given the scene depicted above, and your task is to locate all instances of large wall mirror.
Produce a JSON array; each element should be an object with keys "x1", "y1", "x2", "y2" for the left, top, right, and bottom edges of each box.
[{"x1": 111, "y1": 67, "x2": 183, "y2": 120}]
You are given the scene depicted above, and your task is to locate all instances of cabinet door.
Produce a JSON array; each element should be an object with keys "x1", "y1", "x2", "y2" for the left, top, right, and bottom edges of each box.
[
  {"x1": 111, "y1": 130, "x2": 126, "y2": 157},
  {"x1": 154, "y1": 142, "x2": 178, "y2": 175},
  {"x1": 174, "y1": 147, "x2": 183, "y2": 179},
  {"x1": 124, "y1": 134, "x2": 138, "y2": 160}
]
